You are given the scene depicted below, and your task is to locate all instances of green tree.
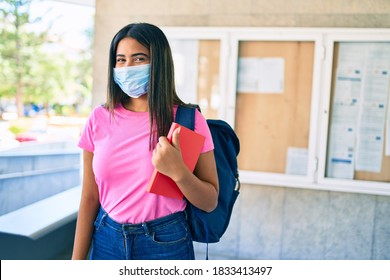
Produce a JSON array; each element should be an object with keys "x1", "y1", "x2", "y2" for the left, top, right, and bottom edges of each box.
[
  {"x1": 0, "y1": 0, "x2": 46, "y2": 117},
  {"x1": 0, "y1": 0, "x2": 93, "y2": 117},
  {"x1": 72, "y1": 27, "x2": 93, "y2": 115}
]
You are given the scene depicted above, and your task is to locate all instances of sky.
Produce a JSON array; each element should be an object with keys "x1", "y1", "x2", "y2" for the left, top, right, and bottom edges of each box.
[{"x1": 29, "y1": 0, "x2": 95, "y2": 52}]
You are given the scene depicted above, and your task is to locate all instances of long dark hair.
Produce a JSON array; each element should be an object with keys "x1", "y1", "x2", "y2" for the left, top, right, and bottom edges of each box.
[{"x1": 106, "y1": 22, "x2": 184, "y2": 148}]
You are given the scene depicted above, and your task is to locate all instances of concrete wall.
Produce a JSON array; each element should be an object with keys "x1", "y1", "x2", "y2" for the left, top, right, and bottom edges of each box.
[
  {"x1": 195, "y1": 185, "x2": 390, "y2": 260},
  {"x1": 92, "y1": 0, "x2": 390, "y2": 259},
  {"x1": 0, "y1": 141, "x2": 81, "y2": 215},
  {"x1": 0, "y1": 141, "x2": 81, "y2": 259},
  {"x1": 92, "y1": 0, "x2": 390, "y2": 107}
]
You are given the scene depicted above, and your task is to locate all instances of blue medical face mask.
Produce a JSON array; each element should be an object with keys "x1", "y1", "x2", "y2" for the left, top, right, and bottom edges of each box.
[{"x1": 113, "y1": 64, "x2": 150, "y2": 98}]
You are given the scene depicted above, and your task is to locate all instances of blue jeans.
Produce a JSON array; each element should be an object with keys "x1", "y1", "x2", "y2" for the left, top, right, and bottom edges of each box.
[{"x1": 90, "y1": 207, "x2": 195, "y2": 260}]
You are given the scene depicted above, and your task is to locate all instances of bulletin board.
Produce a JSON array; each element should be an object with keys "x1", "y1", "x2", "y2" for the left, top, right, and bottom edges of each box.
[
  {"x1": 325, "y1": 42, "x2": 390, "y2": 183},
  {"x1": 235, "y1": 41, "x2": 314, "y2": 174},
  {"x1": 164, "y1": 27, "x2": 390, "y2": 195}
]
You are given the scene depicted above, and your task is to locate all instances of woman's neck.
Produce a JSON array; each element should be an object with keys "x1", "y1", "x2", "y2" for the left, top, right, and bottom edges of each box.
[{"x1": 122, "y1": 96, "x2": 148, "y2": 112}]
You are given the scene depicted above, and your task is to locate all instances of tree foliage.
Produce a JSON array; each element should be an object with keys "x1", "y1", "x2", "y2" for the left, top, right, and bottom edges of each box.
[{"x1": 0, "y1": 0, "x2": 93, "y2": 117}]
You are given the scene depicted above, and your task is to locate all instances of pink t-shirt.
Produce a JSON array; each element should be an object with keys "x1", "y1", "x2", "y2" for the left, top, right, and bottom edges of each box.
[{"x1": 78, "y1": 103, "x2": 214, "y2": 224}]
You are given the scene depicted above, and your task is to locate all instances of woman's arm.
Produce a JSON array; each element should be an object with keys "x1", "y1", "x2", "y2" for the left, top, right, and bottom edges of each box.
[
  {"x1": 152, "y1": 128, "x2": 219, "y2": 212},
  {"x1": 71, "y1": 150, "x2": 100, "y2": 260}
]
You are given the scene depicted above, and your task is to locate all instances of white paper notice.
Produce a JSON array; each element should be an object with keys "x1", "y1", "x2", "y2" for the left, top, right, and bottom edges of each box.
[
  {"x1": 237, "y1": 57, "x2": 284, "y2": 94},
  {"x1": 326, "y1": 42, "x2": 390, "y2": 177},
  {"x1": 326, "y1": 43, "x2": 363, "y2": 179},
  {"x1": 326, "y1": 123, "x2": 356, "y2": 179},
  {"x1": 285, "y1": 147, "x2": 308, "y2": 176},
  {"x1": 355, "y1": 44, "x2": 390, "y2": 172}
]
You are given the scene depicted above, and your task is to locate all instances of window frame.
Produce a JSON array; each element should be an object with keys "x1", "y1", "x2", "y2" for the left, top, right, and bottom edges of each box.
[
  {"x1": 318, "y1": 29, "x2": 390, "y2": 196},
  {"x1": 163, "y1": 27, "x2": 390, "y2": 196}
]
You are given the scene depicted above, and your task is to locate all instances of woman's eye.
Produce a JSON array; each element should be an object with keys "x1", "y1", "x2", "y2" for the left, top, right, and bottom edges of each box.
[{"x1": 134, "y1": 57, "x2": 145, "y2": 62}]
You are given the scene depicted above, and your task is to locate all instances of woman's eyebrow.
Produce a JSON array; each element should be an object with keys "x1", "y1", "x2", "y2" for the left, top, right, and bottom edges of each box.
[
  {"x1": 131, "y1": 52, "x2": 149, "y2": 57},
  {"x1": 116, "y1": 53, "x2": 149, "y2": 57}
]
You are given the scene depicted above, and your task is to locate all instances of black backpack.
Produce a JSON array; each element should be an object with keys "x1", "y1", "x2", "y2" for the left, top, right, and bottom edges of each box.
[{"x1": 175, "y1": 104, "x2": 240, "y2": 258}]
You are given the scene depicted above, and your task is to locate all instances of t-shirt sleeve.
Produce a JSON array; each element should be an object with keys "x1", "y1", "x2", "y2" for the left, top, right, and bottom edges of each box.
[
  {"x1": 194, "y1": 109, "x2": 214, "y2": 153},
  {"x1": 78, "y1": 108, "x2": 96, "y2": 152}
]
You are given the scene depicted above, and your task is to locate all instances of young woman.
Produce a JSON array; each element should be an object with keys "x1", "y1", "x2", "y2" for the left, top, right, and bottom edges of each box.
[{"x1": 71, "y1": 23, "x2": 218, "y2": 260}]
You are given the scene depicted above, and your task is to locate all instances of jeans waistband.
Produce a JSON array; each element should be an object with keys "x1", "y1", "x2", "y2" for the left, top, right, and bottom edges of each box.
[{"x1": 96, "y1": 207, "x2": 186, "y2": 235}]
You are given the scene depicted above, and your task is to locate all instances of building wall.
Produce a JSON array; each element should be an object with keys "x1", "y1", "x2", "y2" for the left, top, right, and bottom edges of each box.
[
  {"x1": 92, "y1": 0, "x2": 390, "y2": 259},
  {"x1": 92, "y1": 0, "x2": 390, "y2": 107},
  {"x1": 0, "y1": 141, "x2": 81, "y2": 215},
  {"x1": 199, "y1": 184, "x2": 390, "y2": 260},
  {"x1": 0, "y1": 141, "x2": 81, "y2": 259}
]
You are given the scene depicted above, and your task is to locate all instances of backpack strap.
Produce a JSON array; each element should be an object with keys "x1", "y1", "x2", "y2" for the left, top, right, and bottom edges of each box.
[
  {"x1": 175, "y1": 104, "x2": 200, "y2": 130},
  {"x1": 175, "y1": 104, "x2": 211, "y2": 259}
]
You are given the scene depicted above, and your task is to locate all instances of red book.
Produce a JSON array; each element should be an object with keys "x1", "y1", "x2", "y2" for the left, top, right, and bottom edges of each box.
[{"x1": 147, "y1": 122, "x2": 205, "y2": 199}]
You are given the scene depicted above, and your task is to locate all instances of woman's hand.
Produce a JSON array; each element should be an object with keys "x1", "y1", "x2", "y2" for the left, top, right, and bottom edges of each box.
[
  {"x1": 151, "y1": 127, "x2": 219, "y2": 212},
  {"x1": 151, "y1": 127, "x2": 187, "y2": 182}
]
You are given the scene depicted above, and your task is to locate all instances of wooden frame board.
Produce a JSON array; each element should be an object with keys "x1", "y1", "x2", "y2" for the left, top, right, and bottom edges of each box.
[{"x1": 235, "y1": 41, "x2": 314, "y2": 173}]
